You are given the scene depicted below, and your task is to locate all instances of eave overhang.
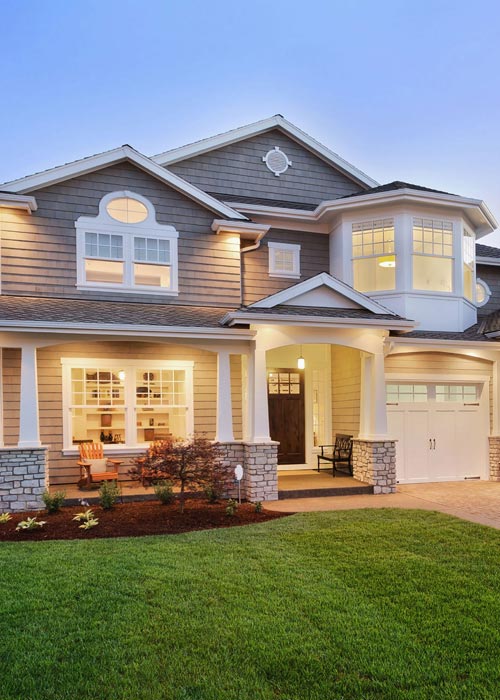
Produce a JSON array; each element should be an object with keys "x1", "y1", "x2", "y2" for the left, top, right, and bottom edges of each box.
[
  {"x1": 0, "y1": 192, "x2": 37, "y2": 213},
  {"x1": 211, "y1": 219, "x2": 270, "y2": 241},
  {"x1": 222, "y1": 311, "x2": 415, "y2": 331}
]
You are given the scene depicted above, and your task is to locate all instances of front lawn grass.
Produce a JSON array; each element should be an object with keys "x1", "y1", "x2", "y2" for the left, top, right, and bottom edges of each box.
[{"x1": 1, "y1": 509, "x2": 500, "y2": 700}]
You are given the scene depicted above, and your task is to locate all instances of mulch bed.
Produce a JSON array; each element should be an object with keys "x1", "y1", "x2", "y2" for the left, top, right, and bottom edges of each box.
[{"x1": 0, "y1": 500, "x2": 290, "y2": 541}]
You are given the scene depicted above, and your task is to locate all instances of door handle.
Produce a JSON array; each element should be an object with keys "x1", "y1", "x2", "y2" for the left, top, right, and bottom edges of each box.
[
  {"x1": 433, "y1": 439, "x2": 436, "y2": 450},
  {"x1": 429, "y1": 438, "x2": 432, "y2": 450}
]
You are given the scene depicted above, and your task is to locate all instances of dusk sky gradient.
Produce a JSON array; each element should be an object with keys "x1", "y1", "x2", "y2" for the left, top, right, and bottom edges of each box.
[{"x1": 2, "y1": 0, "x2": 500, "y2": 243}]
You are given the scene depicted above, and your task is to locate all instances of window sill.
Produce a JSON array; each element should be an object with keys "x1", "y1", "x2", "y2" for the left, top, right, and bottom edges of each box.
[
  {"x1": 268, "y1": 273, "x2": 301, "y2": 279},
  {"x1": 76, "y1": 285, "x2": 179, "y2": 296}
]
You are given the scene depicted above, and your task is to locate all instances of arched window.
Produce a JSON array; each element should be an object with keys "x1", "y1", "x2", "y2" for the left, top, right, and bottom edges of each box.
[{"x1": 75, "y1": 191, "x2": 178, "y2": 295}]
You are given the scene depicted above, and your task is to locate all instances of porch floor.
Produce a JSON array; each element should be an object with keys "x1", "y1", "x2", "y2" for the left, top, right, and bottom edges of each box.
[{"x1": 277, "y1": 469, "x2": 373, "y2": 499}]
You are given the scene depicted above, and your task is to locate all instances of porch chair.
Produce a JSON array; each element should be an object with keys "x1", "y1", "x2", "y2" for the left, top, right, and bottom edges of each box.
[
  {"x1": 317, "y1": 434, "x2": 353, "y2": 477},
  {"x1": 78, "y1": 442, "x2": 122, "y2": 489}
]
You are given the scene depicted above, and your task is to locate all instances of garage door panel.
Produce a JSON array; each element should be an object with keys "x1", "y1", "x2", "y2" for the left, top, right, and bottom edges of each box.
[
  {"x1": 432, "y1": 409, "x2": 457, "y2": 480},
  {"x1": 403, "y1": 410, "x2": 431, "y2": 483}
]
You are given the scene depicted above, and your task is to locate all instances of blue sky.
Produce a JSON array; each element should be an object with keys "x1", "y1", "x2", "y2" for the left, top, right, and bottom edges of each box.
[{"x1": 2, "y1": 0, "x2": 500, "y2": 242}]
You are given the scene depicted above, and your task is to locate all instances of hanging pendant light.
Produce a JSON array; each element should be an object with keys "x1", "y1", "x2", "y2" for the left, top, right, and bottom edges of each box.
[{"x1": 297, "y1": 345, "x2": 305, "y2": 370}]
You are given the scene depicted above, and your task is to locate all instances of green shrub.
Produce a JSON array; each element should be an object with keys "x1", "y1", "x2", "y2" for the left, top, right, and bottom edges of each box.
[
  {"x1": 254, "y1": 501, "x2": 263, "y2": 513},
  {"x1": 154, "y1": 481, "x2": 174, "y2": 505},
  {"x1": 204, "y1": 485, "x2": 219, "y2": 504},
  {"x1": 99, "y1": 481, "x2": 120, "y2": 510},
  {"x1": 72, "y1": 509, "x2": 96, "y2": 523},
  {"x1": 42, "y1": 490, "x2": 66, "y2": 514},
  {"x1": 0, "y1": 512, "x2": 12, "y2": 523},
  {"x1": 225, "y1": 499, "x2": 238, "y2": 517},
  {"x1": 79, "y1": 517, "x2": 99, "y2": 530}
]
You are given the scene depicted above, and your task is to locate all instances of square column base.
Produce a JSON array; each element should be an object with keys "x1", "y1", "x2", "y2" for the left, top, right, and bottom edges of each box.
[
  {"x1": 488, "y1": 436, "x2": 500, "y2": 481},
  {"x1": 218, "y1": 441, "x2": 278, "y2": 502},
  {"x1": 352, "y1": 439, "x2": 396, "y2": 494},
  {"x1": 0, "y1": 447, "x2": 49, "y2": 512}
]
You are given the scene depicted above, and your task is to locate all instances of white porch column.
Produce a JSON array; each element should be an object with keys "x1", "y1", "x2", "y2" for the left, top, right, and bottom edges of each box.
[
  {"x1": 215, "y1": 350, "x2": 234, "y2": 442},
  {"x1": 18, "y1": 344, "x2": 41, "y2": 448},
  {"x1": 359, "y1": 350, "x2": 388, "y2": 439},
  {"x1": 248, "y1": 347, "x2": 271, "y2": 442}
]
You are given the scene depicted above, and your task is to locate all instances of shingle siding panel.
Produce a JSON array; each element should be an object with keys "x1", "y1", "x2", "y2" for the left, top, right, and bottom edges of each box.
[{"x1": 169, "y1": 130, "x2": 365, "y2": 207}]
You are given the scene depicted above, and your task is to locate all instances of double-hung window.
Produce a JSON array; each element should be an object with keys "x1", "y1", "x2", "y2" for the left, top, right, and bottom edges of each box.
[
  {"x1": 462, "y1": 227, "x2": 475, "y2": 301},
  {"x1": 76, "y1": 192, "x2": 178, "y2": 295},
  {"x1": 268, "y1": 242, "x2": 301, "y2": 278},
  {"x1": 412, "y1": 218, "x2": 453, "y2": 293},
  {"x1": 352, "y1": 219, "x2": 395, "y2": 293}
]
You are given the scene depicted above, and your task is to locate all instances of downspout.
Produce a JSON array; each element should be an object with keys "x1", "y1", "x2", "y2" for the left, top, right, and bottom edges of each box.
[{"x1": 239, "y1": 238, "x2": 263, "y2": 305}]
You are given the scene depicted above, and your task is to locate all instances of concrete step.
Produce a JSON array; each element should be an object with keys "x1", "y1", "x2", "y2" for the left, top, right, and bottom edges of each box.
[{"x1": 278, "y1": 484, "x2": 374, "y2": 499}]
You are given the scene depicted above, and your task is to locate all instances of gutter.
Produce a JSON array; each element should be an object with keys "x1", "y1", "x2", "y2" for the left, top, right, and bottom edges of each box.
[{"x1": 222, "y1": 311, "x2": 415, "y2": 331}]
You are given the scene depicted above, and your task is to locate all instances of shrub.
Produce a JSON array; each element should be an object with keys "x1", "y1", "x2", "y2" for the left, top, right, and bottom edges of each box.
[
  {"x1": 204, "y1": 485, "x2": 219, "y2": 504},
  {"x1": 0, "y1": 513, "x2": 12, "y2": 524},
  {"x1": 16, "y1": 517, "x2": 46, "y2": 531},
  {"x1": 154, "y1": 481, "x2": 174, "y2": 505},
  {"x1": 72, "y1": 509, "x2": 96, "y2": 523},
  {"x1": 254, "y1": 501, "x2": 263, "y2": 513},
  {"x1": 42, "y1": 490, "x2": 66, "y2": 514},
  {"x1": 79, "y1": 517, "x2": 99, "y2": 530},
  {"x1": 225, "y1": 499, "x2": 238, "y2": 517},
  {"x1": 130, "y1": 436, "x2": 227, "y2": 513},
  {"x1": 99, "y1": 481, "x2": 120, "y2": 510}
]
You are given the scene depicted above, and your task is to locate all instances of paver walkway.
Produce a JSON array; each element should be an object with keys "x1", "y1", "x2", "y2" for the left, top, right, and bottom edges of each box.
[{"x1": 265, "y1": 481, "x2": 500, "y2": 529}]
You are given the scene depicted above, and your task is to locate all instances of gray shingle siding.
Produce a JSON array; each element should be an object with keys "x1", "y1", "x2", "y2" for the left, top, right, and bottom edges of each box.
[
  {"x1": 476, "y1": 263, "x2": 500, "y2": 317},
  {"x1": 168, "y1": 129, "x2": 365, "y2": 207}
]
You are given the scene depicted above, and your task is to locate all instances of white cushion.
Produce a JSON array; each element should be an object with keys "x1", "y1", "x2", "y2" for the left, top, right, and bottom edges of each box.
[{"x1": 85, "y1": 458, "x2": 109, "y2": 474}]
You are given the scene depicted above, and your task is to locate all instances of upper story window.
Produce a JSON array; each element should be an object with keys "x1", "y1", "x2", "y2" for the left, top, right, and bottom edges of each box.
[
  {"x1": 463, "y1": 227, "x2": 475, "y2": 302},
  {"x1": 268, "y1": 242, "x2": 301, "y2": 278},
  {"x1": 76, "y1": 191, "x2": 179, "y2": 295},
  {"x1": 352, "y1": 219, "x2": 395, "y2": 293},
  {"x1": 412, "y1": 218, "x2": 453, "y2": 293}
]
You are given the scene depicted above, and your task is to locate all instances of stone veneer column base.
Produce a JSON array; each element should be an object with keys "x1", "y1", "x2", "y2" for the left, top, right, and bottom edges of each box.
[
  {"x1": 0, "y1": 447, "x2": 49, "y2": 512},
  {"x1": 352, "y1": 439, "x2": 396, "y2": 494},
  {"x1": 488, "y1": 436, "x2": 500, "y2": 481},
  {"x1": 218, "y1": 441, "x2": 278, "y2": 502}
]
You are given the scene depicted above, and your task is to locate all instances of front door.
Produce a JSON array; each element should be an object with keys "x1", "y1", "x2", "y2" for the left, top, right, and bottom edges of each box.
[{"x1": 267, "y1": 368, "x2": 305, "y2": 464}]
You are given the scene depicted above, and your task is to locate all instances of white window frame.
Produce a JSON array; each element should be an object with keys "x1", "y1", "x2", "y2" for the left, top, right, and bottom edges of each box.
[
  {"x1": 476, "y1": 278, "x2": 491, "y2": 307},
  {"x1": 61, "y1": 358, "x2": 194, "y2": 453},
  {"x1": 412, "y1": 217, "x2": 454, "y2": 294},
  {"x1": 462, "y1": 226, "x2": 475, "y2": 302},
  {"x1": 351, "y1": 218, "x2": 396, "y2": 292},
  {"x1": 75, "y1": 191, "x2": 179, "y2": 295},
  {"x1": 268, "y1": 241, "x2": 301, "y2": 279}
]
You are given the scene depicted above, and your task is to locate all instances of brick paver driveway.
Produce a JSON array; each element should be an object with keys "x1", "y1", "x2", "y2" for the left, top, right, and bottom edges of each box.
[{"x1": 268, "y1": 480, "x2": 500, "y2": 529}]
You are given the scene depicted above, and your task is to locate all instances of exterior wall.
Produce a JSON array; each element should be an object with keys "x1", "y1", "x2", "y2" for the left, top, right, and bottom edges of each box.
[
  {"x1": 385, "y1": 351, "x2": 494, "y2": 430},
  {"x1": 331, "y1": 346, "x2": 361, "y2": 438},
  {"x1": 0, "y1": 447, "x2": 48, "y2": 512},
  {"x1": 242, "y1": 229, "x2": 330, "y2": 305},
  {"x1": 1, "y1": 162, "x2": 241, "y2": 306},
  {"x1": 476, "y1": 263, "x2": 500, "y2": 317},
  {"x1": 168, "y1": 129, "x2": 364, "y2": 207},
  {"x1": 1, "y1": 341, "x2": 243, "y2": 486}
]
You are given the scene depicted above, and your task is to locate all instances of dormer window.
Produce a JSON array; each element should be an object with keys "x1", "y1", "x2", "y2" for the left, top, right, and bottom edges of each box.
[
  {"x1": 352, "y1": 219, "x2": 395, "y2": 293},
  {"x1": 76, "y1": 192, "x2": 178, "y2": 295}
]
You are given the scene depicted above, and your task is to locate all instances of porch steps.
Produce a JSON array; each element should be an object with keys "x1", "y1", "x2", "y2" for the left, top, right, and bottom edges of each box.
[{"x1": 278, "y1": 484, "x2": 374, "y2": 499}]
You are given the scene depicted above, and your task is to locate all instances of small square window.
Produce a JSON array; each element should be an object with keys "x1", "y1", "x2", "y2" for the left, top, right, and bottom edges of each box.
[{"x1": 268, "y1": 242, "x2": 300, "y2": 278}]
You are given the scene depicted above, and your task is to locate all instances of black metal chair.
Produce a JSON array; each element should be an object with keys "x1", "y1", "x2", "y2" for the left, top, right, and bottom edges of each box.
[{"x1": 317, "y1": 434, "x2": 353, "y2": 477}]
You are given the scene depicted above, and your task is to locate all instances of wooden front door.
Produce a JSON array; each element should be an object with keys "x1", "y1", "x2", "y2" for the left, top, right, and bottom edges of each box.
[{"x1": 268, "y1": 368, "x2": 305, "y2": 464}]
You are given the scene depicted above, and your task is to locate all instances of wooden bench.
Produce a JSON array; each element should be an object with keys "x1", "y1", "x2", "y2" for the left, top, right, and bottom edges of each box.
[{"x1": 317, "y1": 434, "x2": 353, "y2": 476}]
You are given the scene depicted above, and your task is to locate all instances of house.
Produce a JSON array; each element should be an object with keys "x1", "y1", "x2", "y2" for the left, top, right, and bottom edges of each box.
[{"x1": 1, "y1": 114, "x2": 500, "y2": 511}]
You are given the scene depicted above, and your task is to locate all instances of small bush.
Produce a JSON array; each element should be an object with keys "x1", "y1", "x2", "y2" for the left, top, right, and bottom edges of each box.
[
  {"x1": 99, "y1": 481, "x2": 120, "y2": 510},
  {"x1": 72, "y1": 509, "x2": 96, "y2": 523},
  {"x1": 0, "y1": 513, "x2": 12, "y2": 524},
  {"x1": 42, "y1": 490, "x2": 66, "y2": 514},
  {"x1": 154, "y1": 481, "x2": 174, "y2": 505},
  {"x1": 79, "y1": 517, "x2": 99, "y2": 530},
  {"x1": 204, "y1": 485, "x2": 219, "y2": 504},
  {"x1": 225, "y1": 499, "x2": 238, "y2": 517},
  {"x1": 254, "y1": 501, "x2": 263, "y2": 513},
  {"x1": 16, "y1": 517, "x2": 46, "y2": 531}
]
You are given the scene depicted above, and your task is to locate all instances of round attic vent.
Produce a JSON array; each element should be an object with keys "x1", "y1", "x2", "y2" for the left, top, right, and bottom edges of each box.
[{"x1": 262, "y1": 146, "x2": 292, "y2": 176}]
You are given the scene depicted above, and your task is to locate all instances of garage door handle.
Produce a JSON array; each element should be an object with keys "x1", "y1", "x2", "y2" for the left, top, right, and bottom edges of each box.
[
  {"x1": 429, "y1": 438, "x2": 432, "y2": 450},
  {"x1": 432, "y1": 439, "x2": 436, "y2": 450}
]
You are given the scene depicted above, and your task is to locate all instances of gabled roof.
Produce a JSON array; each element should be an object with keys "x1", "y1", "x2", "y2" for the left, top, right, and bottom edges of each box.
[
  {"x1": 152, "y1": 115, "x2": 379, "y2": 188},
  {"x1": 248, "y1": 272, "x2": 398, "y2": 316},
  {"x1": 341, "y1": 180, "x2": 455, "y2": 198},
  {"x1": 1, "y1": 145, "x2": 247, "y2": 221},
  {"x1": 476, "y1": 243, "x2": 500, "y2": 263}
]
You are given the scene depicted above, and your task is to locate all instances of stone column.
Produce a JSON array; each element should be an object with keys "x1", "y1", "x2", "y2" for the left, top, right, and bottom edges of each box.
[
  {"x1": 352, "y1": 439, "x2": 396, "y2": 494},
  {"x1": 242, "y1": 441, "x2": 278, "y2": 502},
  {"x1": 0, "y1": 447, "x2": 49, "y2": 512},
  {"x1": 488, "y1": 436, "x2": 500, "y2": 481}
]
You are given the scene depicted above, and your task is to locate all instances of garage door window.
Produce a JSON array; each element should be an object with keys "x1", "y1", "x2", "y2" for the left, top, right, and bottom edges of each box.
[
  {"x1": 387, "y1": 382, "x2": 479, "y2": 404},
  {"x1": 386, "y1": 384, "x2": 428, "y2": 403},
  {"x1": 435, "y1": 385, "x2": 478, "y2": 402}
]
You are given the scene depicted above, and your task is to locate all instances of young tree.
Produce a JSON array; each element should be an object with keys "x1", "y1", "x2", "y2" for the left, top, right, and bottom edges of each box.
[{"x1": 130, "y1": 437, "x2": 229, "y2": 512}]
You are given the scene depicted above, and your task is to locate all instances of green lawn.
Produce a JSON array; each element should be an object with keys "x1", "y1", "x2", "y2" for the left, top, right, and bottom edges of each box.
[{"x1": 1, "y1": 509, "x2": 500, "y2": 700}]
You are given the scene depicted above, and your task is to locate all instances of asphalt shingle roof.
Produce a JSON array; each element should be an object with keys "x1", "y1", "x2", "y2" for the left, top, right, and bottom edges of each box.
[
  {"x1": 476, "y1": 243, "x2": 500, "y2": 259},
  {"x1": 0, "y1": 296, "x2": 231, "y2": 328},
  {"x1": 341, "y1": 181, "x2": 456, "y2": 199},
  {"x1": 391, "y1": 325, "x2": 496, "y2": 342},
  {"x1": 234, "y1": 304, "x2": 403, "y2": 321},
  {"x1": 478, "y1": 310, "x2": 500, "y2": 335}
]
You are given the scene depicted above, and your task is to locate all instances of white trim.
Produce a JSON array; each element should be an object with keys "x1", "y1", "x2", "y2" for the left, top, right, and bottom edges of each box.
[
  {"x1": 262, "y1": 146, "x2": 292, "y2": 176},
  {"x1": 268, "y1": 241, "x2": 301, "y2": 279},
  {"x1": 152, "y1": 115, "x2": 378, "y2": 188},
  {"x1": 2, "y1": 145, "x2": 247, "y2": 221},
  {"x1": 223, "y1": 311, "x2": 414, "y2": 330},
  {"x1": 0, "y1": 192, "x2": 37, "y2": 213},
  {"x1": 385, "y1": 372, "x2": 491, "y2": 384},
  {"x1": 249, "y1": 271, "x2": 397, "y2": 315},
  {"x1": 60, "y1": 358, "x2": 194, "y2": 451},
  {"x1": 211, "y1": 219, "x2": 270, "y2": 241},
  {"x1": 228, "y1": 188, "x2": 497, "y2": 234},
  {"x1": 76, "y1": 191, "x2": 179, "y2": 295},
  {"x1": 476, "y1": 256, "x2": 500, "y2": 266}
]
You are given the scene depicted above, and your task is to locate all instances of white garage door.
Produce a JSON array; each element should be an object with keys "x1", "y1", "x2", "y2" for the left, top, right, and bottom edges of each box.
[{"x1": 387, "y1": 382, "x2": 489, "y2": 483}]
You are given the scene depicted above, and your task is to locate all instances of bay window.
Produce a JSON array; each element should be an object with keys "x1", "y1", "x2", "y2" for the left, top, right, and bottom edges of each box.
[
  {"x1": 463, "y1": 228, "x2": 475, "y2": 301},
  {"x1": 412, "y1": 218, "x2": 453, "y2": 292},
  {"x1": 76, "y1": 192, "x2": 178, "y2": 295},
  {"x1": 62, "y1": 359, "x2": 194, "y2": 450},
  {"x1": 352, "y1": 219, "x2": 395, "y2": 293}
]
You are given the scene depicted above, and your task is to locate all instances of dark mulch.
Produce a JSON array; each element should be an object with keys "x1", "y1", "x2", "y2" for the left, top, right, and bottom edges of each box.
[{"x1": 0, "y1": 500, "x2": 290, "y2": 541}]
